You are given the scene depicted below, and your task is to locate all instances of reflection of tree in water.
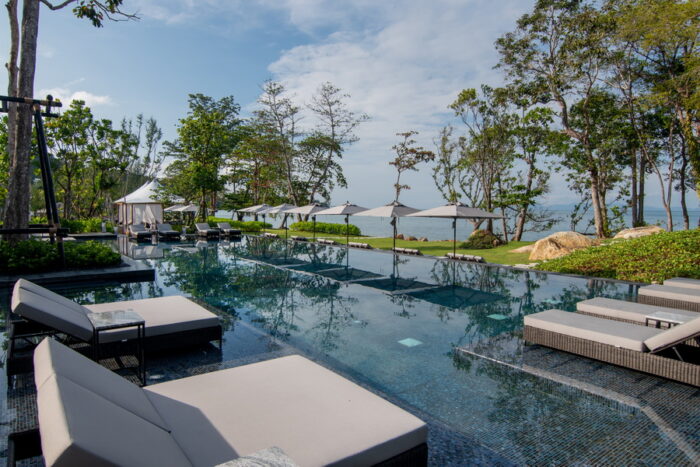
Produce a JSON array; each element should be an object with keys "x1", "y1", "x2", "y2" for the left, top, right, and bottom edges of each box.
[
  {"x1": 454, "y1": 351, "x2": 644, "y2": 466},
  {"x1": 301, "y1": 280, "x2": 360, "y2": 353}
]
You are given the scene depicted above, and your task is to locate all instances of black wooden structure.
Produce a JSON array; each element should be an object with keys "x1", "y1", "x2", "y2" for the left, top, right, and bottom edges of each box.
[{"x1": 0, "y1": 95, "x2": 68, "y2": 263}]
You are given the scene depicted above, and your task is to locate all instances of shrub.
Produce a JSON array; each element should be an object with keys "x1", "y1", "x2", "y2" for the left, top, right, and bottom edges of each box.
[
  {"x1": 0, "y1": 239, "x2": 121, "y2": 274},
  {"x1": 207, "y1": 217, "x2": 271, "y2": 232},
  {"x1": 31, "y1": 217, "x2": 114, "y2": 234},
  {"x1": 534, "y1": 229, "x2": 700, "y2": 282},
  {"x1": 289, "y1": 221, "x2": 361, "y2": 236},
  {"x1": 459, "y1": 230, "x2": 502, "y2": 249}
]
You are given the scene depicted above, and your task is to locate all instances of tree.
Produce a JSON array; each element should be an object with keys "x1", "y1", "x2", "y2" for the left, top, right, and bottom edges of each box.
[
  {"x1": 432, "y1": 126, "x2": 462, "y2": 204},
  {"x1": 496, "y1": 0, "x2": 620, "y2": 237},
  {"x1": 3, "y1": 0, "x2": 136, "y2": 235},
  {"x1": 119, "y1": 114, "x2": 163, "y2": 196},
  {"x1": 389, "y1": 131, "x2": 435, "y2": 202},
  {"x1": 161, "y1": 94, "x2": 242, "y2": 220}
]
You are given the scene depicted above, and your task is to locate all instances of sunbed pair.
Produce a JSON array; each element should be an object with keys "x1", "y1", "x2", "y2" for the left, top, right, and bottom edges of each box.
[
  {"x1": 217, "y1": 222, "x2": 242, "y2": 237},
  {"x1": 7, "y1": 279, "x2": 222, "y2": 376},
  {"x1": 11, "y1": 337, "x2": 428, "y2": 467},
  {"x1": 156, "y1": 223, "x2": 181, "y2": 240},
  {"x1": 195, "y1": 222, "x2": 220, "y2": 238},
  {"x1": 128, "y1": 223, "x2": 152, "y2": 241}
]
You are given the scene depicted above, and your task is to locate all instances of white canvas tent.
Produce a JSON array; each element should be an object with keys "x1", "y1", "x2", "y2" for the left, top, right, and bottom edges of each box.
[{"x1": 114, "y1": 180, "x2": 164, "y2": 228}]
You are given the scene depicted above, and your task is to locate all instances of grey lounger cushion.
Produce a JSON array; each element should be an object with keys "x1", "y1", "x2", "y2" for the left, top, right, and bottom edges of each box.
[
  {"x1": 663, "y1": 277, "x2": 700, "y2": 290},
  {"x1": 524, "y1": 309, "x2": 662, "y2": 351},
  {"x1": 644, "y1": 315, "x2": 700, "y2": 352},
  {"x1": 196, "y1": 223, "x2": 216, "y2": 233},
  {"x1": 86, "y1": 295, "x2": 221, "y2": 342},
  {"x1": 145, "y1": 355, "x2": 427, "y2": 467},
  {"x1": 12, "y1": 284, "x2": 94, "y2": 342},
  {"x1": 576, "y1": 297, "x2": 698, "y2": 324},
  {"x1": 157, "y1": 223, "x2": 179, "y2": 235},
  {"x1": 638, "y1": 284, "x2": 700, "y2": 303}
]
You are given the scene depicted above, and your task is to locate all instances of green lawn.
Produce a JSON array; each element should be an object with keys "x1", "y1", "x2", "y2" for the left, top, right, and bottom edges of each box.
[{"x1": 264, "y1": 228, "x2": 533, "y2": 265}]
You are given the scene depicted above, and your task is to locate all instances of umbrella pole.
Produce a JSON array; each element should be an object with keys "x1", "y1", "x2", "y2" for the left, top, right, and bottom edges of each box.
[
  {"x1": 262, "y1": 214, "x2": 266, "y2": 234},
  {"x1": 452, "y1": 218, "x2": 457, "y2": 257},
  {"x1": 392, "y1": 218, "x2": 397, "y2": 251},
  {"x1": 345, "y1": 214, "x2": 349, "y2": 246},
  {"x1": 312, "y1": 216, "x2": 316, "y2": 241}
]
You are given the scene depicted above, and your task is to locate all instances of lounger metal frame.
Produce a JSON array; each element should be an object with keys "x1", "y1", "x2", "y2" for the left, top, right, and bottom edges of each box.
[
  {"x1": 638, "y1": 294, "x2": 700, "y2": 313},
  {"x1": 524, "y1": 326, "x2": 700, "y2": 386}
]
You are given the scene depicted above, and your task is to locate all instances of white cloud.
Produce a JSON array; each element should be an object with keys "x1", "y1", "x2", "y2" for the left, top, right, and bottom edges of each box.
[
  {"x1": 38, "y1": 87, "x2": 114, "y2": 108},
  {"x1": 264, "y1": 0, "x2": 534, "y2": 206}
]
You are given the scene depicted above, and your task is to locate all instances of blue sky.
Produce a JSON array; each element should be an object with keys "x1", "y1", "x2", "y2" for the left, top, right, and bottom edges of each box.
[{"x1": 1, "y1": 0, "x2": 697, "y2": 210}]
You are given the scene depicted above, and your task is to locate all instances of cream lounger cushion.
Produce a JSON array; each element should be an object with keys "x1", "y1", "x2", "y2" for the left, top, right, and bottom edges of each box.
[
  {"x1": 86, "y1": 295, "x2": 220, "y2": 342},
  {"x1": 663, "y1": 277, "x2": 700, "y2": 290},
  {"x1": 524, "y1": 309, "x2": 662, "y2": 351},
  {"x1": 12, "y1": 286, "x2": 94, "y2": 342},
  {"x1": 638, "y1": 284, "x2": 700, "y2": 302},
  {"x1": 144, "y1": 355, "x2": 427, "y2": 467},
  {"x1": 644, "y1": 316, "x2": 700, "y2": 352},
  {"x1": 34, "y1": 338, "x2": 169, "y2": 431},
  {"x1": 576, "y1": 297, "x2": 698, "y2": 324}
]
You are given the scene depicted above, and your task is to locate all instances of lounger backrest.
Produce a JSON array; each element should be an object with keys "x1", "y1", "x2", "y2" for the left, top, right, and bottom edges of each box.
[
  {"x1": 15, "y1": 279, "x2": 89, "y2": 317},
  {"x1": 158, "y1": 223, "x2": 173, "y2": 230},
  {"x1": 130, "y1": 224, "x2": 147, "y2": 233},
  {"x1": 217, "y1": 222, "x2": 231, "y2": 230},
  {"x1": 195, "y1": 223, "x2": 211, "y2": 231},
  {"x1": 644, "y1": 315, "x2": 700, "y2": 352},
  {"x1": 12, "y1": 285, "x2": 94, "y2": 342}
]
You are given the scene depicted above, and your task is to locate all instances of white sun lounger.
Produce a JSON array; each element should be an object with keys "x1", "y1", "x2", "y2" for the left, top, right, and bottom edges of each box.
[
  {"x1": 21, "y1": 338, "x2": 428, "y2": 467},
  {"x1": 576, "y1": 297, "x2": 698, "y2": 325},
  {"x1": 195, "y1": 222, "x2": 220, "y2": 238},
  {"x1": 156, "y1": 223, "x2": 181, "y2": 240},
  {"x1": 663, "y1": 277, "x2": 700, "y2": 290},
  {"x1": 638, "y1": 284, "x2": 700, "y2": 312}
]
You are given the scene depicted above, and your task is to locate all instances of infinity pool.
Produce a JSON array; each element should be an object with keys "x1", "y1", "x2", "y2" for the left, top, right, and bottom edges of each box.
[{"x1": 3, "y1": 236, "x2": 699, "y2": 466}]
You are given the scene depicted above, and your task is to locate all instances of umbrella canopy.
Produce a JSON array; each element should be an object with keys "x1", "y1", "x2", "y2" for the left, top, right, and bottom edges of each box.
[
  {"x1": 174, "y1": 204, "x2": 198, "y2": 213},
  {"x1": 357, "y1": 201, "x2": 419, "y2": 218},
  {"x1": 356, "y1": 201, "x2": 420, "y2": 251},
  {"x1": 315, "y1": 202, "x2": 368, "y2": 216},
  {"x1": 284, "y1": 203, "x2": 327, "y2": 216},
  {"x1": 407, "y1": 202, "x2": 503, "y2": 256},
  {"x1": 164, "y1": 204, "x2": 184, "y2": 212},
  {"x1": 238, "y1": 204, "x2": 271, "y2": 213},
  {"x1": 259, "y1": 203, "x2": 299, "y2": 215},
  {"x1": 407, "y1": 202, "x2": 503, "y2": 220}
]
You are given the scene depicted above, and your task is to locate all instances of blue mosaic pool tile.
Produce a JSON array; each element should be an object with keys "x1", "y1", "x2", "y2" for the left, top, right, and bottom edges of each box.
[{"x1": 398, "y1": 338, "x2": 423, "y2": 347}]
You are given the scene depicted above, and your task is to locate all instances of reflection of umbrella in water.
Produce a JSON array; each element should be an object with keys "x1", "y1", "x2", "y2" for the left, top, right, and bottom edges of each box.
[
  {"x1": 354, "y1": 201, "x2": 419, "y2": 252},
  {"x1": 283, "y1": 203, "x2": 328, "y2": 241},
  {"x1": 407, "y1": 202, "x2": 503, "y2": 257}
]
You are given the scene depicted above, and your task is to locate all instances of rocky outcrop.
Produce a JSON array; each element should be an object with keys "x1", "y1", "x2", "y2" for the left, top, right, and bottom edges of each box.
[
  {"x1": 510, "y1": 244, "x2": 535, "y2": 254},
  {"x1": 529, "y1": 231, "x2": 594, "y2": 261},
  {"x1": 613, "y1": 225, "x2": 664, "y2": 239},
  {"x1": 407, "y1": 236, "x2": 417, "y2": 241},
  {"x1": 418, "y1": 237, "x2": 428, "y2": 242},
  {"x1": 395, "y1": 233, "x2": 404, "y2": 240}
]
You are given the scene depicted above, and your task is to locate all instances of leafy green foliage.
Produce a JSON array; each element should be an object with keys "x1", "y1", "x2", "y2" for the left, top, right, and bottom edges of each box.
[
  {"x1": 206, "y1": 217, "x2": 271, "y2": 232},
  {"x1": 534, "y1": 230, "x2": 700, "y2": 282},
  {"x1": 459, "y1": 230, "x2": 502, "y2": 249},
  {"x1": 0, "y1": 240, "x2": 121, "y2": 274},
  {"x1": 289, "y1": 221, "x2": 361, "y2": 236},
  {"x1": 31, "y1": 217, "x2": 113, "y2": 233}
]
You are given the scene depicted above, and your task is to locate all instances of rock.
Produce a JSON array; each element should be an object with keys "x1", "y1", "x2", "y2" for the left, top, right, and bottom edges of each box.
[
  {"x1": 529, "y1": 231, "x2": 594, "y2": 261},
  {"x1": 407, "y1": 236, "x2": 418, "y2": 241},
  {"x1": 395, "y1": 233, "x2": 404, "y2": 240},
  {"x1": 613, "y1": 225, "x2": 665, "y2": 239},
  {"x1": 510, "y1": 244, "x2": 535, "y2": 254},
  {"x1": 418, "y1": 237, "x2": 428, "y2": 242}
]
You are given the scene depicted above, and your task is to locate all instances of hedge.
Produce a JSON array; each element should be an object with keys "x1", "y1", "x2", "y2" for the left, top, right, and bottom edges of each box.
[
  {"x1": 207, "y1": 217, "x2": 271, "y2": 232},
  {"x1": 31, "y1": 217, "x2": 114, "y2": 234},
  {"x1": 534, "y1": 229, "x2": 700, "y2": 283},
  {"x1": 0, "y1": 239, "x2": 121, "y2": 274},
  {"x1": 458, "y1": 230, "x2": 502, "y2": 249},
  {"x1": 289, "y1": 221, "x2": 361, "y2": 236}
]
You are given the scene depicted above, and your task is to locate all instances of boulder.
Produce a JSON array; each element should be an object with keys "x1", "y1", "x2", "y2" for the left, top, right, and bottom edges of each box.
[
  {"x1": 395, "y1": 233, "x2": 404, "y2": 240},
  {"x1": 510, "y1": 244, "x2": 535, "y2": 254},
  {"x1": 418, "y1": 237, "x2": 429, "y2": 242},
  {"x1": 613, "y1": 225, "x2": 665, "y2": 240},
  {"x1": 529, "y1": 231, "x2": 594, "y2": 261},
  {"x1": 407, "y1": 236, "x2": 418, "y2": 241}
]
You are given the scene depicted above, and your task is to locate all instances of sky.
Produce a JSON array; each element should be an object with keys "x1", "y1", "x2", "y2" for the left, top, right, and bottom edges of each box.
[{"x1": 1, "y1": 0, "x2": 697, "y2": 210}]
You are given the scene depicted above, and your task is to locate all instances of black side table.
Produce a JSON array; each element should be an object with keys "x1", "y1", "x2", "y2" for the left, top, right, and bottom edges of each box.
[{"x1": 88, "y1": 310, "x2": 146, "y2": 385}]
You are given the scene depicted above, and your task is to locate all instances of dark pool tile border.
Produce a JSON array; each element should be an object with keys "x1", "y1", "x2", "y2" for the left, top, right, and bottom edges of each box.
[{"x1": 0, "y1": 255, "x2": 155, "y2": 288}]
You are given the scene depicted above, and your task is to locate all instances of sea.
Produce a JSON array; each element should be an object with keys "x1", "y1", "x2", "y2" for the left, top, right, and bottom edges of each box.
[{"x1": 216, "y1": 208, "x2": 700, "y2": 242}]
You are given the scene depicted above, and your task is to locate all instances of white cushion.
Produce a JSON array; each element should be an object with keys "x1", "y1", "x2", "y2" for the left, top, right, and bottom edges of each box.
[
  {"x1": 85, "y1": 296, "x2": 220, "y2": 342},
  {"x1": 663, "y1": 277, "x2": 700, "y2": 290},
  {"x1": 524, "y1": 309, "x2": 662, "y2": 351},
  {"x1": 145, "y1": 355, "x2": 427, "y2": 467},
  {"x1": 12, "y1": 287, "x2": 94, "y2": 342},
  {"x1": 644, "y1": 316, "x2": 700, "y2": 352},
  {"x1": 15, "y1": 279, "x2": 91, "y2": 317},
  {"x1": 638, "y1": 285, "x2": 700, "y2": 302},
  {"x1": 576, "y1": 297, "x2": 698, "y2": 324}
]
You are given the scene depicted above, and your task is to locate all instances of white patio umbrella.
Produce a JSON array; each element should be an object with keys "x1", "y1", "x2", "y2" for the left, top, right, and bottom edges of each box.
[
  {"x1": 238, "y1": 204, "x2": 272, "y2": 232},
  {"x1": 174, "y1": 204, "x2": 198, "y2": 212},
  {"x1": 260, "y1": 204, "x2": 299, "y2": 239},
  {"x1": 315, "y1": 202, "x2": 368, "y2": 245},
  {"x1": 355, "y1": 201, "x2": 420, "y2": 251},
  {"x1": 283, "y1": 203, "x2": 328, "y2": 240},
  {"x1": 164, "y1": 204, "x2": 184, "y2": 212},
  {"x1": 407, "y1": 202, "x2": 503, "y2": 257}
]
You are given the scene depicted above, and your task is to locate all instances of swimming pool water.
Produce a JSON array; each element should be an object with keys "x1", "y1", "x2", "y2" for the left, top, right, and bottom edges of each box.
[{"x1": 5, "y1": 236, "x2": 699, "y2": 466}]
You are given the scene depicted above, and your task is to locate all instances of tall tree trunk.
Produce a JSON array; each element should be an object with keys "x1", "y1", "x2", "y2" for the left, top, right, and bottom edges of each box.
[
  {"x1": 679, "y1": 146, "x2": 690, "y2": 230},
  {"x1": 589, "y1": 170, "x2": 606, "y2": 238},
  {"x1": 4, "y1": 0, "x2": 40, "y2": 235},
  {"x1": 630, "y1": 150, "x2": 638, "y2": 227},
  {"x1": 638, "y1": 156, "x2": 645, "y2": 225},
  {"x1": 5, "y1": 0, "x2": 19, "y2": 166}
]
